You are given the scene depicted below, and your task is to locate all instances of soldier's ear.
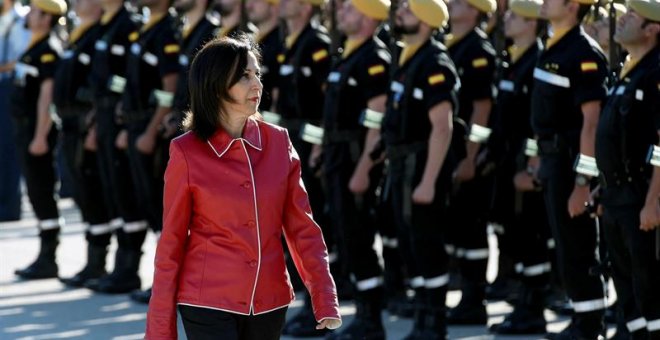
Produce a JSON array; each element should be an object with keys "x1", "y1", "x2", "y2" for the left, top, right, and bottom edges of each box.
[{"x1": 644, "y1": 21, "x2": 660, "y2": 38}]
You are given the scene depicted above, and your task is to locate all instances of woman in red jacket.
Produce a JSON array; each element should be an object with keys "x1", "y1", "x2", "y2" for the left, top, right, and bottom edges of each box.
[{"x1": 145, "y1": 35, "x2": 342, "y2": 339}]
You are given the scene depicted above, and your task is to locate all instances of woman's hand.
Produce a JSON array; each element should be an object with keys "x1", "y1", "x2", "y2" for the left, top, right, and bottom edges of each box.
[{"x1": 316, "y1": 318, "x2": 342, "y2": 330}]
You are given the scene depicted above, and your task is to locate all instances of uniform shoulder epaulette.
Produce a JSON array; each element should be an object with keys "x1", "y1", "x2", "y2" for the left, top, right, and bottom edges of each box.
[{"x1": 47, "y1": 35, "x2": 63, "y2": 54}]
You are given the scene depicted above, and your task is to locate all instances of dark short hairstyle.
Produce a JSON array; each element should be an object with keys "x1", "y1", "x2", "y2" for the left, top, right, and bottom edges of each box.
[{"x1": 183, "y1": 34, "x2": 262, "y2": 140}]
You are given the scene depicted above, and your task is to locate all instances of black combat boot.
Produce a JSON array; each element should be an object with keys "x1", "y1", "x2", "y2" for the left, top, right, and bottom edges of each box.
[
  {"x1": 130, "y1": 287, "x2": 152, "y2": 304},
  {"x1": 447, "y1": 281, "x2": 487, "y2": 325},
  {"x1": 282, "y1": 294, "x2": 330, "y2": 337},
  {"x1": 416, "y1": 306, "x2": 448, "y2": 340},
  {"x1": 403, "y1": 290, "x2": 428, "y2": 340},
  {"x1": 87, "y1": 248, "x2": 142, "y2": 294},
  {"x1": 60, "y1": 244, "x2": 107, "y2": 287},
  {"x1": 325, "y1": 288, "x2": 385, "y2": 340},
  {"x1": 490, "y1": 286, "x2": 547, "y2": 334},
  {"x1": 15, "y1": 231, "x2": 59, "y2": 279}
]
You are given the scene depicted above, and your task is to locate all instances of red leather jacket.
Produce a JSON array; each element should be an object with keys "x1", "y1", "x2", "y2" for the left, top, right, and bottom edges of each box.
[{"x1": 145, "y1": 117, "x2": 340, "y2": 339}]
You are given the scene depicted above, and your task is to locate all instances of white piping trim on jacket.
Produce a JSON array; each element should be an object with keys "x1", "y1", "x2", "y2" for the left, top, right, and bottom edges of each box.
[
  {"x1": 424, "y1": 274, "x2": 450, "y2": 288},
  {"x1": 410, "y1": 276, "x2": 425, "y2": 288},
  {"x1": 648, "y1": 318, "x2": 660, "y2": 332},
  {"x1": 571, "y1": 297, "x2": 607, "y2": 313},
  {"x1": 356, "y1": 277, "x2": 383, "y2": 291},
  {"x1": 241, "y1": 141, "x2": 262, "y2": 315}
]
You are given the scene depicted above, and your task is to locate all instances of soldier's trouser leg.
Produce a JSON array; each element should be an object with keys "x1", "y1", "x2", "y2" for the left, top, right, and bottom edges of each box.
[
  {"x1": 541, "y1": 156, "x2": 605, "y2": 338},
  {"x1": 446, "y1": 175, "x2": 491, "y2": 325},
  {"x1": 602, "y1": 204, "x2": 660, "y2": 340},
  {"x1": 390, "y1": 156, "x2": 450, "y2": 337},
  {"x1": 60, "y1": 115, "x2": 112, "y2": 286},
  {"x1": 13, "y1": 121, "x2": 61, "y2": 279},
  {"x1": 0, "y1": 78, "x2": 21, "y2": 221}
]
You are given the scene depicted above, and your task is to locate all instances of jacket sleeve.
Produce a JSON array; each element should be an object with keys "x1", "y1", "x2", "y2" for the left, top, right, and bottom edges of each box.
[
  {"x1": 281, "y1": 130, "x2": 341, "y2": 323},
  {"x1": 145, "y1": 140, "x2": 191, "y2": 339}
]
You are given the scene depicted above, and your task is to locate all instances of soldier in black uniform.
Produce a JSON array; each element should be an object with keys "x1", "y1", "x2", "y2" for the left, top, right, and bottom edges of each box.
[
  {"x1": 531, "y1": 0, "x2": 609, "y2": 338},
  {"x1": 86, "y1": 0, "x2": 146, "y2": 293},
  {"x1": 382, "y1": 0, "x2": 459, "y2": 337},
  {"x1": 319, "y1": 0, "x2": 390, "y2": 339},
  {"x1": 130, "y1": 0, "x2": 218, "y2": 304},
  {"x1": 595, "y1": 1, "x2": 660, "y2": 338},
  {"x1": 214, "y1": 0, "x2": 257, "y2": 37},
  {"x1": 444, "y1": 0, "x2": 497, "y2": 325},
  {"x1": 246, "y1": 0, "x2": 282, "y2": 112},
  {"x1": 486, "y1": 0, "x2": 551, "y2": 335},
  {"x1": 10, "y1": 0, "x2": 66, "y2": 280},
  {"x1": 276, "y1": 0, "x2": 332, "y2": 336},
  {"x1": 92, "y1": 0, "x2": 181, "y2": 294},
  {"x1": 53, "y1": 0, "x2": 113, "y2": 287}
]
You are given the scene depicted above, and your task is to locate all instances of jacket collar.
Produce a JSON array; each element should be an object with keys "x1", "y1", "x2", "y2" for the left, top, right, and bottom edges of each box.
[{"x1": 207, "y1": 117, "x2": 263, "y2": 158}]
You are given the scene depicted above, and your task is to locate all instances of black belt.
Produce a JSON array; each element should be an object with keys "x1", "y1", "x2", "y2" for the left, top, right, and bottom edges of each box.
[
  {"x1": 324, "y1": 130, "x2": 362, "y2": 144},
  {"x1": 536, "y1": 132, "x2": 579, "y2": 155},
  {"x1": 95, "y1": 96, "x2": 121, "y2": 110},
  {"x1": 600, "y1": 166, "x2": 649, "y2": 188},
  {"x1": 56, "y1": 106, "x2": 91, "y2": 119},
  {"x1": 280, "y1": 118, "x2": 306, "y2": 131},
  {"x1": 387, "y1": 142, "x2": 427, "y2": 160}
]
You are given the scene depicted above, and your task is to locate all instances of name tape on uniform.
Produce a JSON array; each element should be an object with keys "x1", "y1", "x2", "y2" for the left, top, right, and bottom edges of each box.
[
  {"x1": 359, "y1": 108, "x2": 384, "y2": 129},
  {"x1": 261, "y1": 111, "x2": 282, "y2": 126},
  {"x1": 574, "y1": 154, "x2": 599, "y2": 177},
  {"x1": 468, "y1": 124, "x2": 492, "y2": 143},
  {"x1": 300, "y1": 123, "x2": 324, "y2": 145}
]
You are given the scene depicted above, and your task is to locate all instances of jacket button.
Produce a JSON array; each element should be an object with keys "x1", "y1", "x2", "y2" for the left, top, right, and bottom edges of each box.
[
  {"x1": 246, "y1": 220, "x2": 256, "y2": 228},
  {"x1": 249, "y1": 260, "x2": 257, "y2": 267},
  {"x1": 255, "y1": 300, "x2": 262, "y2": 307},
  {"x1": 242, "y1": 181, "x2": 251, "y2": 189}
]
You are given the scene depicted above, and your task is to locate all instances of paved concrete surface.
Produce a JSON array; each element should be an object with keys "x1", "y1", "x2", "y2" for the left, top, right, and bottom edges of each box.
[{"x1": 0, "y1": 197, "x2": 618, "y2": 339}]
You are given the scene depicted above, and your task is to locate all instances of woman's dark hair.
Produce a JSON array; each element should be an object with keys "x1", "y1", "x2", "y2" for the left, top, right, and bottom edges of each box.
[{"x1": 183, "y1": 34, "x2": 261, "y2": 140}]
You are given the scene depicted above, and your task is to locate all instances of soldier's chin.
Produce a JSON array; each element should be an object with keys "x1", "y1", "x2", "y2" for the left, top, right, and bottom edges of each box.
[{"x1": 393, "y1": 24, "x2": 420, "y2": 35}]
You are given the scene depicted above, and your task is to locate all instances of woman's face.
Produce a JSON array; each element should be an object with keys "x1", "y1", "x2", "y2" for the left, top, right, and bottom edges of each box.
[{"x1": 225, "y1": 52, "x2": 263, "y2": 119}]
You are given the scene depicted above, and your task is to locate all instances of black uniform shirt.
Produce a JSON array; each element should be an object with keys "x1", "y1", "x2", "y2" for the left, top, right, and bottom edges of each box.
[
  {"x1": 54, "y1": 23, "x2": 103, "y2": 109},
  {"x1": 447, "y1": 28, "x2": 496, "y2": 122},
  {"x1": 10, "y1": 35, "x2": 61, "y2": 121},
  {"x1": 122, "y1": 14, "x2": 181, "y2": 114},
  {"x1": 596, "y1": 47, "x2": 660, "y2": 205},
  {"x1": 173, "y1": 16, "x2": 218, "y2": 112},
  {"x1": 382, "y1": 39, "x2": 459, "y2": 147},
  {"x1": 257, "y1": 27, "x2": 283, "y2": 112},
  {"x1": 488, "y1": 40, "x2": 541, "y2": 163},
  {"x1": 90, "y1": 6, "x2": 140, "y2": 100},
  {"x1": 531, "y1": 25, "x2": 608, "y2": 143},
  {"x1": 276, "y1": 22, "x2": 331, "y2": 124},
  {"x1": 323, "y1": 38, "x2": 390, "y2": 132}
]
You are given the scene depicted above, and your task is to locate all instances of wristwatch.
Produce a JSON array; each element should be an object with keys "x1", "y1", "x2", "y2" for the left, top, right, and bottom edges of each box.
[{"x1": 575, "y1": 174, "x2": 590, "y2": 187}]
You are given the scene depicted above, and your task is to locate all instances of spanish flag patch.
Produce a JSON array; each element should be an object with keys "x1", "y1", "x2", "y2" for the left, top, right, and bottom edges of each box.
[
  {"x1": 472, "y1": 58, "x2": 488, "y2": 68},
  {"x1": 368, "y1": 64, "x2": 385, "y2": 76},
  {"x1": 428, "y1": 73, "x2": 446, "y2": 85},
  {"x1": 164, "y1": 44, "x2": 180, "y2": 54},
  {"x1": 580, "y1": 61, "x2": 598, "y2": 72},
  {"x1": 129, "y1": 31, "x2": 139, "y2": 42},
  {"x1": 40, "y1": 53, "x2": 55, "y2": 63},
  {"x1": 312, "y1": 49, "x2": 329, "y2": 62},
  {"x1": 277, "y1": 54, "x2": 285, "y2": 63}
]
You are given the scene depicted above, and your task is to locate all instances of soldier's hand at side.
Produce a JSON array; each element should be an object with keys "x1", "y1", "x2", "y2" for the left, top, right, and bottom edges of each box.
[
  {"x1": 513, "y1": 171, "x2": 535, "y2": 192},
  {"x1": 136, "y1": 132, "x2": 157, "y2": 154},
  {"x1": 453, "y1": 158, "x2": 475, "y2": 183},
  {"x1": 84, "y1": 124, "x2": 98, "y2": 151},
  {"x1": 639, "y1": 200, "x2": 660, "y2": 231},
  {"x1": 309, "y1": 144, "x2": 322, "y2": 169},
  {"x1": 412, "y1": 181, "x2": 435, "y2": 204},
  {"x1": 28, "y1": 137, "x2": 48, "y2": 156},
  {"x1": 348, "y1": 170, "x2": 369, "y2": 194},
  {"x1": 316, "y1": 318, "x2": 342, "y2": 330},
  {"x1": 568, "y1": 185, "x2": 590, "y2": 218},
  {"x1": 115, "y1": 129, "x2": 128, "y2": 150}
]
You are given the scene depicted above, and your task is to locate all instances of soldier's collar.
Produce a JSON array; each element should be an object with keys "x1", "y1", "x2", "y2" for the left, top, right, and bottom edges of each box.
[
  {"x1": 399, "y1": 41, "x2": 425, "y2": 66},
  {"x1": 101, "y1": 5, "x2": 123, "y2": 25},
  {"x1": 69, "y1": 20, "x2": 96, "y2": 44},
  {"x1": 27, "y1": 32, "x2": 48, "y2": 51},
  {"x1": 342, "y1": 38, "x2": 367, "y2": 59},
  {"x1": 141, "y1": 12, "x2": 166, "y2": 33}
]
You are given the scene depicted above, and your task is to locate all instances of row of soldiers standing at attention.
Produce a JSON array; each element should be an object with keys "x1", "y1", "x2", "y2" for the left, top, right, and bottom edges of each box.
[{"x1": 6, "y1": 0, "x2": 660, "y2": 338}]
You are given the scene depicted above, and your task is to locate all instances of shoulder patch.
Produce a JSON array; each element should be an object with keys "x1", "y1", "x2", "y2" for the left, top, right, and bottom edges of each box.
[
  {"x1": 164, "y1": 44, "x2": 180, "y2": 54},
  {"x1": 428, "y1": 73, "x2": 446, "y2": 85},
  {"x1": 472, "y1": 57, "x2": 488, "y2": 68},
  {"x1": 580, "y1": 61, "x2": 598, "y2": 72},
  {"x1": 312, "y1": 48, "x2": 329, "y2": 62},
  {"x1": 129, "y1": 31, "x2": 139, "y2": 42},
  {"x1": 368, "y1": 64, "x2": 385, "y2": 76},
  {"x1": 40, "y1": 53, "x2": 55, "y2": 63}
]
